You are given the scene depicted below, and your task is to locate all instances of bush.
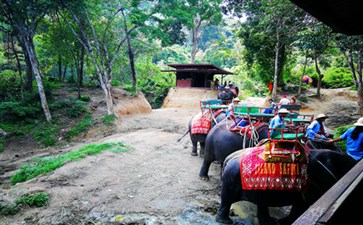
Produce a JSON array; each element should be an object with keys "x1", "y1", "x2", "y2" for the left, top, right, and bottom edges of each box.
[
  {"x1": 0, "y1": 203, "x2": 19, "y2": 216},
  {"x1": 322, "y1": 67, "x2": 354, "y2": 88},
  {"x1": 80, "y1": 95, "x2": 91, "y2": 102},
  {"x1": 15, "y1": 192, "x2": 48, "y2": 207},
  {"x1": 51, "y1": 99, "x2": 88, "y2": 118},
  {"x1": 32, "y1": 124, "x2": 59, "y2": 147},
  {"x1": 0, "y1": 101, "x2": 41, "y2": 121}
]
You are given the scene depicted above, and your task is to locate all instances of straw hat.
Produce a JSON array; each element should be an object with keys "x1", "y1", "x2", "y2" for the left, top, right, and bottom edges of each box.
[
  {"x1": 316, "y1": 114, "x2": 328, "y2": 120},
  {"x1": 278, "y1": 108, "x2": 290, "y2": 114},
  {"x1": 233, "y1": 97, "x2": 241, "y2": 102},
  {"x1": 353, "y1": 117, "x2": 363, "y2": 126}
]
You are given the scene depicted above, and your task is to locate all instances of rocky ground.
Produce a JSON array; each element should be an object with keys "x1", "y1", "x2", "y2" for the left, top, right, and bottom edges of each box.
[{"x1": 0, "y1": 87, "x2": 359, "y2": 225}]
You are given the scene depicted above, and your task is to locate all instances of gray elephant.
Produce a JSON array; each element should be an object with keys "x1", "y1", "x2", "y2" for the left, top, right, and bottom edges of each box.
[
  {"x1": 199, "y1": 118, "x2": 269, "y2": 180},
  {"x1": 216, "y1": 148, "x2": 357, "y2": 225},
  {"x1": 188, "y1": 110, "x2": 226, "y2": 157}
]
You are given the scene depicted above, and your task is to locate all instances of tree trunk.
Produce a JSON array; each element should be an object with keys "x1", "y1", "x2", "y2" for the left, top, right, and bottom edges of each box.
[
  {"x1": 126, "y1": 34, "x2": 136, "y2": 90},
  {"x1": 271, "y1": 33, "x2": 280, "y2": 100},
  {"x1": 58, "y1": 56, "x2": 62, "y2": 80},
  {"x1": 298, "y1": 52, "x2": 308, "y2": 96},
  {"x1": 191, "y1": 15, "x2": 202, "y2": 63},
  {"x1": 343, "y1": 50, "x2": 358, "y2": 88},
  {"x1": 22, "y1": 35, "x2": 52, "y2": 122},
  {"x1": 23, "y1": 47, "x2": 33, "y2": 91},
  {"x1": 62, "y1": 64, "x2": 67, "y2": 81},
  {"x1": 314, "y1": 56, "x2": 322, "y2": 97},
  {"x1": 79, "y1": 45, "x2": 85, "y2": 87},
  {"x1": 10, "y1": 35, "x2": 24, "y2": 101}
]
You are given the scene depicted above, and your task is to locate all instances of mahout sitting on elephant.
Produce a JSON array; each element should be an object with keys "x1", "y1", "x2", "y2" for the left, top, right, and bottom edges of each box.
[
  {"x1": 199, "y1": 117, "x2": 269, "y2": 180},
  {"x1": 188, "y1": 110, "x2": 226, "y2": 157},
  {"x1": 218, "y1": 87, "x2": 234, "y2": 105},
  {"x1": 215, "y1": 147, "x2": 357, "y2": 225}
]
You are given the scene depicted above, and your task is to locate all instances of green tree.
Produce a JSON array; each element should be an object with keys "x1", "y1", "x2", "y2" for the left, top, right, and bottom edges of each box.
[
  {"x1": 0, "y1": 0, "x2": 53, "y2": 122},
  {"x1": 335, "y1": 34, "x2": 363, "y2": 115},
  {"x1": 225, "y1": 0, "x2": 306, "y2": 100}
]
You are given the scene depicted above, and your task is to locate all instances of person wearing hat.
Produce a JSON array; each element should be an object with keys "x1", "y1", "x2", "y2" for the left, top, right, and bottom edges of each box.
[
  {"x1": 330, "y1": 117, "x2": 363, "y2": 161},
  {"x1": 269, "y1": 108, "x2": 290, "y2": 137},
  {"x1": 306, "y1": 114, "x2": 334, "y2": 141},
  {"x1": 226, "y1": 97, "x2": 241, "y2": 118}
]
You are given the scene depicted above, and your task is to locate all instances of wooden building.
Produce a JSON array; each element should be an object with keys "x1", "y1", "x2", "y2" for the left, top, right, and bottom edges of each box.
[{"x1": 162, "y1": 63, "x2": 233, "y2": 88}]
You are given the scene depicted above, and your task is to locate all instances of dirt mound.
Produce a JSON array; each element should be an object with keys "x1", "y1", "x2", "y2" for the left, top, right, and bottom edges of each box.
[{"x1": 162, "y1": 88, "x2": 219, "y2": 109}]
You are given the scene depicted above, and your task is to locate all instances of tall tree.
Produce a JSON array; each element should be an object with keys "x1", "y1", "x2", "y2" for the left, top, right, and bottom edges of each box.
[
  {"x1": 0, "y1": 0, "x2": 53, "y2": 122},
  {"x1": 159, "y1": 0, "x2": 223, "y2": 63},
  {"x1": 295, "y1": 21, "x2": 331, "y2": 96},
  {"x1": 224, "y1": 0, "x2": 306, "y2": 100},
  {"x1": 335, "y1": 34, "x2": 363, "y2": 115}
]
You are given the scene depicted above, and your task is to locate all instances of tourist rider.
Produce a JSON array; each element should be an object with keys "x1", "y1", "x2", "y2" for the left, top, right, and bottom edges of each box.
[
  {"x1": 226, "y1": 97, "x2": 241, "y2": 118},
  {"x1": 305, "y1": 114, "x2": 338, "y2": 150},
  {"x1": 269, "y1": 108, "x2": 289, "y2": 138},
  {"x1": 278, "y1": 94, "x2": 290, "y2": 108},
  {"x1": 330, "y1": 117, "x2": 363, "y2": 161}
]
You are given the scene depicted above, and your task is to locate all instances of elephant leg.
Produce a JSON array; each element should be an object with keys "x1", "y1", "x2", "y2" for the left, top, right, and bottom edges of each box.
[
  {"x1": 191, "y1": 140, "x2": 198, "y2": 156},
  {"x1": 199, "y1": 160, "x2": 212, "y2": 180},
  {"x1": 257, "y1": 205, "x2": 277, "y2": 225},
  {"x1": 216, "y1": 167, "x2": 240, "y2": 224},
  {"x1": 277, "y1": 201, "x2": 307, "y2": 225},
  {"x1": 199, "y1": 142, "x2": 205, "y2": 158}
]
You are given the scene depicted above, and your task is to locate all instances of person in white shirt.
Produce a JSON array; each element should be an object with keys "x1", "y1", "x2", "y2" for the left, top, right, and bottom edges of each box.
[{"x1": 278, "y1": 94, "x2": 290, "y2": 108}]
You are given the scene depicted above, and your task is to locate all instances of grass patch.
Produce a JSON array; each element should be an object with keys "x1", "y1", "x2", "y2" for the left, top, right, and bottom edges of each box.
[
  {"x1": 11, "y1": 142, "x2": 130, "y2": 185},
  {"x1": 66, "y1": 114, "x2": 93, "y2": 140},
  {"x1": 101, "y1": 114, "x2": 117, "y2": 126},
  {"x1": 15, "y1": 192, "x2": 48, "y2": 207},
  {"x1": 0, "y1": 192, "x2": 48, "y2": 216},
  {"x1": 0, "y1": 137, "x2": 4, "y2": 153}
]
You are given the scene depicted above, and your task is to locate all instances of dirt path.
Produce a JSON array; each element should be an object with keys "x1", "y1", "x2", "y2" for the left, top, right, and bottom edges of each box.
[{"x1": 0, "y1": 88, "x2": 359, "y2": 225}]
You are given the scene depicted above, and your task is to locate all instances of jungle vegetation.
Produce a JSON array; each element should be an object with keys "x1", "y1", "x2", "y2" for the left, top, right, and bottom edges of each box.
[{"x1": 0, "y1": 0, "x2": 362, "y2": 149}]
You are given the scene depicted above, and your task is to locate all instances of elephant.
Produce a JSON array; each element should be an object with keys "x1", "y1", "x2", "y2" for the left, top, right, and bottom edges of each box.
[
  {"x1": 306, "y1": 139, "x2": 342, "y2": 152},
  {"x1": 188, "y1": 110, "x2": 226, "y2": 157},
  {"x1": 215, "y1": 148, "x2": 357, "y2": 225},
  {"x1": 199, "y1": 118, "x2": 269, "y2": 180}
]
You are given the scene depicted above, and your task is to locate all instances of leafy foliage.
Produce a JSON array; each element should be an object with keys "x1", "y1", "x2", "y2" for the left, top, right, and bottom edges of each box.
[
  {"x1": 322, "y1": 67, "x2": 354, "y2": 88},
  {"x1": 0, "y1": 102, "x2": 41, "y2": 121},
  {"x1": 137, "y1": 57, "x2": 175, "y2": 108}
]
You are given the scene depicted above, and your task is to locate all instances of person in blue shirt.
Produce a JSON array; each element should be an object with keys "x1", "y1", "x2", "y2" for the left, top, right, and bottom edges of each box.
[
  {"x1": 306, "y1": 114, "x2": 334, "y2": 141},
  {"x1": 269, "y1": 108, "x2": 289, "y2": 138},
  {"x1": 306, "y1": 114, "x2": 343, "y2": 151},
  {"x1": 331, "y1": 117, "x2": 363, "y2": 161},
  {"x1": 263, "y1": 98, "x2": 277, "y2": 114}
]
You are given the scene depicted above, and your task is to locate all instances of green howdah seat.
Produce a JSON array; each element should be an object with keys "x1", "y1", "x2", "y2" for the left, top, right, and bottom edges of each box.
[
  {"x1": 271, "y1": 133, "x2": 305, "y2": 140},
  {"x1": 234, "y1": 105, "x2": 274, "y2": 118},
  {"x1": 200, "y1": 99, "x2": 228, "y2": 110}
]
